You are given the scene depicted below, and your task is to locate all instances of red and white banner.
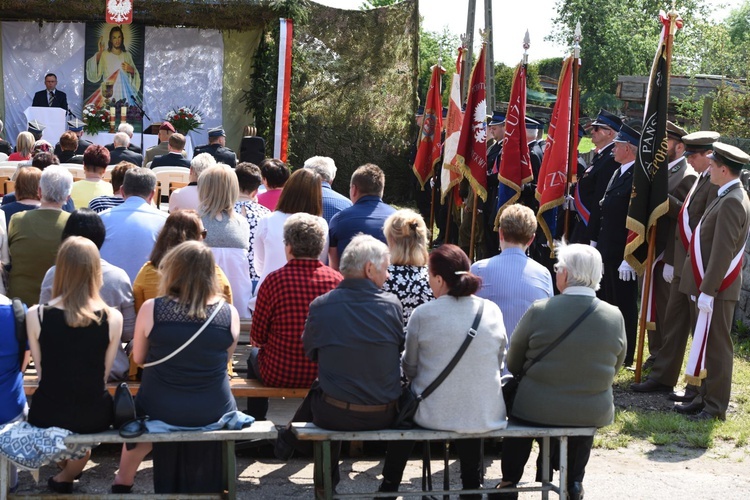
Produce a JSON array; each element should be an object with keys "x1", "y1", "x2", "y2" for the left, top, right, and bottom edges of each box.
[
  {"x1": 274, "y1": 18, "x2": 293, "y2": 162},
  {"x1": 441, "y1": 47, "x2": 465, "y2": 204},
  {"x1": 106, "y1": 0, "x2": 133, "y2": 24}
]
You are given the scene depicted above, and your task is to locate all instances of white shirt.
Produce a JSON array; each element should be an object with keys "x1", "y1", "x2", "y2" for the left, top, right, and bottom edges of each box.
[
  {"x1": 562, "y1": 286, "x2": 596, "y2": 297},
  {"x1": 718, "y1": 178, "x2": 741, "y2": 197}
]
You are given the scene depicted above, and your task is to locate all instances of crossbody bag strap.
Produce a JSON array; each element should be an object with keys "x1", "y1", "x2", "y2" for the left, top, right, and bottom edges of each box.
[
  {"x1": 419, "y1": 301, "x2": 484, "y2": 401},
  {"x1": 518, "y1": 298, "x2": 600, "y2": 379},
  {"x1": 143, "y1": 299, "x2": 225, "y2": 368}
]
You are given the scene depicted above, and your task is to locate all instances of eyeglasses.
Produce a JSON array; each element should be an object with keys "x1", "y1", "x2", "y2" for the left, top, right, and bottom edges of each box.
[
  {"x1": 591, "y1": 125, "x2": 610, "y2": 133},
  {"x1": 200, "y1": 229, "x2": 208, "y2": 239},
  {"x1": 553, "y1": 264, "x2": 565, "y2": 273}
]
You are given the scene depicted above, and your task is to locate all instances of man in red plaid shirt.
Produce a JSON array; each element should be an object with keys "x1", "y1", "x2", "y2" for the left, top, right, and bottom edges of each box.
[{"x1": 247, "y1": 213, "x2": 343, "y2": 419}]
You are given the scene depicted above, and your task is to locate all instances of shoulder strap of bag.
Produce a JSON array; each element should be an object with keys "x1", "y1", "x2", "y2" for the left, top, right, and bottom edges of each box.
[
  {"x1": 419, "y1": 301, "x2": 484, "y2": 401},
  {"x1": 12, "y1": 298, "x2": 26, "y2": 370},
  {"x1": 518, "y1": 298, "x2": 600, "y2": 379},
  {"x1": 143, "y1": 299, "x2": 225, "y2": 368}
]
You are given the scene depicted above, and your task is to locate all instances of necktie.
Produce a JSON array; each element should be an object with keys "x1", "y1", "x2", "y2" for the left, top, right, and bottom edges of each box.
[{"x1": 48, "y1": 91, "x2": 54, "y2": 106}]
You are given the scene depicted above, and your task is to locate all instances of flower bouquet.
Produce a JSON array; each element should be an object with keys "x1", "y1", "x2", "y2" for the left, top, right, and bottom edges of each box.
[
  {"x1": 82, "y1": 104, "x2": 111, "y2": 135},
  {"x1": 166, "y1": 106, "x2": 204, "y2": 135}
]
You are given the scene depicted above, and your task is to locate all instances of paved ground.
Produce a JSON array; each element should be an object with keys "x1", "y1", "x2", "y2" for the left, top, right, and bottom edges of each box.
[{"x1": 11, "y1": 398, "x2": 750, "y2": 498}]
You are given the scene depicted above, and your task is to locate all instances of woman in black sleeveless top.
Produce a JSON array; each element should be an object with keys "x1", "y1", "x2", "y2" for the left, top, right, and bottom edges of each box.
[
  {"x1": 113, "y1": 240, "x2": 239, "y2": 494},
  {"x1": 26, "y1": 236, "x2": 124, "y2": 493}
]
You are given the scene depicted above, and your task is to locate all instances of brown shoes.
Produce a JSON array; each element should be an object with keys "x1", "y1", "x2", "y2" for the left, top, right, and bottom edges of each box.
[
  {"x1": 629, "y1": 378, "x2": 672, "y2": 393},
  {"x1": 668, "y1": 386, "x2": 699, "y2": 403},
  {"x1": 673, "y1": 401, "x2": 705, "y2": 415}
]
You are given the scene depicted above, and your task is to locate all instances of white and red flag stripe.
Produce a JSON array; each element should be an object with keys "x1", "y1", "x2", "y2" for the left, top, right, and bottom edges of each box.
[{"x1": 274, "y1": 18, "x2": 293, "y2": 162}]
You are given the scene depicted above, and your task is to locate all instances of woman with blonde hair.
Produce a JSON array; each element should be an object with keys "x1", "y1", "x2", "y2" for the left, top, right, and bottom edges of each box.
[
  {"x1": 382, "y1": 208, "x2": 433, "y2": 325},
  {"x1": 198, "y1": 164, "x2": 251, "y2": 317},
  {"x1": 114, "y1": 241, "x2": 239, "y2": 494},
  {"x1": 8, "y1": 131, "x2": 35, "y2": 161},
  {"x1": 132, "y1": 209, "x2": 232, "y2": 312},
  {"x1": 26, "y1": 236, "x2": 123, "y2": 493},
  {"x1": 252, "y1": 168, "x2": 327, "y2": 307}
]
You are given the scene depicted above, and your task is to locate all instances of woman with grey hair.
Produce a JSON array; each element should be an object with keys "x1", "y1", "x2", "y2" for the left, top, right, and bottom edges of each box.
[
  {"x1": 7, "y1": 165, "x2": 73, "y2": 305},
  {"x1": 490, "y1": 243, "x2": 627, "y2": 500}
]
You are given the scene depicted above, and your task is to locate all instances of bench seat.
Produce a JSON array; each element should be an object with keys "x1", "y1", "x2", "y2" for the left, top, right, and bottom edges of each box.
[
  {"x1": 0, "y1": 421, "x2": 276, "y2": 500},
  {"x1": 291, "y1": 422, "x2": 596, "y2": 500}
]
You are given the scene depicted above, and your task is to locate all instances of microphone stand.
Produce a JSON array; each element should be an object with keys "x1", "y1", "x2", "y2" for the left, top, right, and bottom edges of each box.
[{"x1": 130, "y1": 94, "x2": 150, "y2": 154}]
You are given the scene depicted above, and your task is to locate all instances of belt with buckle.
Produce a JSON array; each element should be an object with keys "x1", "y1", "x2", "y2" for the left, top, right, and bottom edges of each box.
[{"x1": 322, "y1": 394, "x2": 397, "y2": 413}]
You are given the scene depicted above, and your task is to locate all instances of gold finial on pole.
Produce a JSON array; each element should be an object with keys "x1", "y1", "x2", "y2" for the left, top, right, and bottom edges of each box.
[
  {"x1": 479, "y1": 28, "x2": 489, "y2": 44},
  {"x1": 522, "y1": 30, "x2": 530, "y2": 65},
  {"x1": 460, "y1": 33, "x2": 468, "y2": 50}
]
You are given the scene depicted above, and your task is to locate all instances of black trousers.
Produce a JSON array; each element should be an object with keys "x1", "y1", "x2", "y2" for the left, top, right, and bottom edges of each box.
[
  {"x1": 279, "y1": 381, "x2": 396, "y2": 488},
  {"x1": 501, "y1": 435, "x2": 594, "y2": 486},
  {"x1": 381, "y1": 438, "x2": 483, "y2": 490},
  {"x1": 600, "y1": 260, "x2": 638, "y2": 365},
  {"x1": 245, "y1": 347, "x2": 269, "y2": 420}
]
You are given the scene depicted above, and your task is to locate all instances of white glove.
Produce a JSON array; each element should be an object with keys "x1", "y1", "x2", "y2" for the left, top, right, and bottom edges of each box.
[
  {"x1": 618, "y1": 260, "x2": 637, "y2": 281},
  {"x1": 429, "y1": 177, "x2": 435, "y2": 189},
  {"x1": 564, "y1": 195, "x2": 576, "y2": 211},
  {"x1": 662, "y1": 263, "x2": 674, "y2": 283},
  {"x1": 590, "y1": 240, "x2": 597, "y2": 248},
  {"x1": 697, "y1": 293, "x2": 714, "y2": 313}
]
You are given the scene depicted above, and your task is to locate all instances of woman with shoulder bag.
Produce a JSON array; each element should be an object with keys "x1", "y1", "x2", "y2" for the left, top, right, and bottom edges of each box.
[
  {"x1": 26, "y1": 237, "x2": 123, "y2": 493},
  {"x1": 113, "y1": 240, "x2": 239, "y2": 494},
  {"x1": 489, "y1": 243, "x2": 626, "y2": 500},
  {"x1": 379, "y1": 244, "x2": 508, "y2": 498}
]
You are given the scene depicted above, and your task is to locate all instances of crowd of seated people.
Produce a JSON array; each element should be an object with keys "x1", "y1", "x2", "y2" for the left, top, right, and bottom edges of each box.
[{"x1": 0, "y1": 131, "x2": 627, "y2": 498}]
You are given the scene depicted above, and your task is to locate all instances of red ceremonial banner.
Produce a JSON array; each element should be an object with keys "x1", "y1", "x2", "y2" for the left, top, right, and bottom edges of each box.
[
  {"x1": 453, "y1": 43, "x2": 488, "y2": 201},
  {"x1": 536, "y1": 56, "x2": 578, "y2": 249},
  {"x1": 413, "y1": 64, "x2": 445, "y2": 189},
  {"x1": 495, "y1": 63, "x2": 531, "y2": 226}
]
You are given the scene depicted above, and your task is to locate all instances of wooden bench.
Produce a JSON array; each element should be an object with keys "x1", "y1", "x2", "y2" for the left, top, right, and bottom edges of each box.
[
  {"x1": 291, "y1": 422, "x2": 597, "y2": 500},
  {"x1": 22, "y1": 376, "x2": 309, "y2": 399},
  {"x1": 0, "y1": 420, "x2": 276, "y2": 499}
]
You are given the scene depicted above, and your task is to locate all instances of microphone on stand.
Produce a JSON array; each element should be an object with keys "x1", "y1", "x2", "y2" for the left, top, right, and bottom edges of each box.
[{"x1": 130, "y1": 94, "x2": 150, "y2": 154}]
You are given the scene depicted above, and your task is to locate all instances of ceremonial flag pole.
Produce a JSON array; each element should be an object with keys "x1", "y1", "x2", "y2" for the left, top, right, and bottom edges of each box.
[
  {"x1": 563, "y1": 22, "x2": 582, "y2": 241},
  {"x1": 626, "y1": 8, "x2": 681, "y2": 382},
  {"x1": 536, "y1": 53, "x2": 578, "y2": 254},
  {"x1": 441, "y1": 43, "x2": 467, "y2": 245},
  {"x1": 452, "y1": 37, "x2": 488, "y2": 261},
  {"x1": 495, "y1": 32, "x2": 532, "y2": 228}
]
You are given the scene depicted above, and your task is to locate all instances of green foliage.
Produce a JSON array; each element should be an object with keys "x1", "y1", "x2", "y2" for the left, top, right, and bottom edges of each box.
[
  {"x1": 534, "y1": 57, "x2": 565, "y2": 79},
  {"x1": 360, "y1": 0, "x2": 400, "y2": 8},
  {"x1": 548, "y1": 0, "x2": 711, "y2": 101},
  {"x1": 418, "y1": 27, "x2": 460, "y2": 105},
  {"x1": 493, "y1": 62, "x2": 542, "y2": 105},
  {"x1": 710, "y1": 82, "x2": 750, "y2": 138}
]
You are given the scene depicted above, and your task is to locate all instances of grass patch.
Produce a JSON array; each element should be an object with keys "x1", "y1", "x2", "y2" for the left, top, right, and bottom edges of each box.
[{"x1": 595, "y1": 335, "x2": 750, "y2": 451}]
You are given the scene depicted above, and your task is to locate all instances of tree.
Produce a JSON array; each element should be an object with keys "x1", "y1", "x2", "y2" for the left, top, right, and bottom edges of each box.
[
  {"x1": 548, "y1": 0, "x2": 712, "y2": 108},
  {"x1": 493, "y1": 62, "x2": 542, "y2": 105},
  {"x1": 360, "y1": 0, "x2": 400, "y2": 8}
]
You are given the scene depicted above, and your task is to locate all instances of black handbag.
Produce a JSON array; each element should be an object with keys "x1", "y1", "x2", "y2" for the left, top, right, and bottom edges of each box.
[
  {"x1": 392, "y1": 302, "x2": 484, "y2": 429},
  {"x1": 113, "y1": 382, "x2": 137, "y2": 429},
  {"x1": 503, "y1": 299, "x2": 600, "y2": 414}
]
